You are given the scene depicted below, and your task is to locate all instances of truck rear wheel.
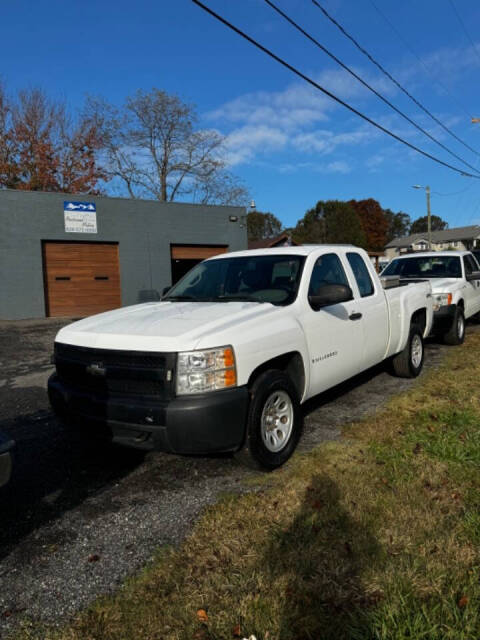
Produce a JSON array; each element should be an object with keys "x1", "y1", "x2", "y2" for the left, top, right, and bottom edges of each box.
[
  {"x1": 391, "y1": 324, "x2": 424, "y2": 378},
  {"x1": 443, "y1": 306, "x2": 465, "y2": 345},
  {"x1": 235, "y1": 369, "x2": 303, "y2": 470}
]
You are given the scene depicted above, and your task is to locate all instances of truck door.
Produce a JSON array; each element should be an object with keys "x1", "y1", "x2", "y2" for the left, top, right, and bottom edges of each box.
[
  {"x1": 301, "y1": 252, "x2": 364, "y2": 397},
  {"x1": 462, "y1": 254, "x2": 480, "y2": 317},
  {"x1": 344, "y1": 252, "x2": 389, "y2": 369}
]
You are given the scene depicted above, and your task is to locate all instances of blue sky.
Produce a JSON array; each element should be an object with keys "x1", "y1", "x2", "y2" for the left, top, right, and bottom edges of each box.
[{"x1": 2, "y1": 0, "x2": 480, "y2": 229}]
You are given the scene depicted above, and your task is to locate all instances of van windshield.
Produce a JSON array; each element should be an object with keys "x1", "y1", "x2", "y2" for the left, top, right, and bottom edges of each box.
[
  {"x1": 383, "y1": 255, "x2": 462, "y2": 278},
  {"x1": 164, "y1": 254, "x2": 305, "y2": 306}
]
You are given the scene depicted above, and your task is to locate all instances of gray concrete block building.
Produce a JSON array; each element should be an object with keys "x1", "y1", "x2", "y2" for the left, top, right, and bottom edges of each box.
[{"x1": 0, "y1": 190, "x2": 247, "y2": 320}]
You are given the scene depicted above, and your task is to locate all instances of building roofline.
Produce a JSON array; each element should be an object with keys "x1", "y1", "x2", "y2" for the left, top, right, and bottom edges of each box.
[{"x1": 0, "y1": 187, "x2": 245, "y2": 210}]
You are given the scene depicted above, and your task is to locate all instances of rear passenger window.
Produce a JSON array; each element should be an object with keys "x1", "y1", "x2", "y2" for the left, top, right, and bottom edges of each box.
[
  {"x1": 308, "y1": 253, "x2": 349, "y2": 295},
  {"x1": 347, "y1": 252, "x2": 374, "y2": 297}
]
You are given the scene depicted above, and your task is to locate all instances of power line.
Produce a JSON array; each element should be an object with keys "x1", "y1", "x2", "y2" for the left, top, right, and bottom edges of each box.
[
  {"x1": 433, "y1": 185, "x2": 474, "y2": 196},
  {"x1": 263, "y1": 0, "x2": 480, "y2": 176},
  {"x1": 191, "y1": 0, "x2": 479, "y2": 179},
  {"x1": 447, "y1": 0, "x2": 480, "y2": 67},
  {"x1": 312, "y1": 0, "x2": 479, "y2": 157},
  {"x1": 367, "y1": 0, "x2": 475, "y2": 122}
]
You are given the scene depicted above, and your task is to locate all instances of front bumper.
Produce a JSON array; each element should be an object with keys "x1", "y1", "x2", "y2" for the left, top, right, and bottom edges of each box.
[
  {"x1": 48, "y1": 373, "x2": 249, "y2": 454},
  {"x1": 0, "y1": 432, "x2": 14, "y2": 488},
  {"x1": 431, "y1": 303, "x2": 457, "y2": 335}
]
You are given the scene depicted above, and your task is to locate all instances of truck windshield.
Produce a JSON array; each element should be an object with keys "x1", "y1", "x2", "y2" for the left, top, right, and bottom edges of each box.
[
  {"x1": 164, "y1": 254, "x2": 305, "y2": 306},
  {"x1": 383, "y1": 255, "x2": 462, "y2": 278}
]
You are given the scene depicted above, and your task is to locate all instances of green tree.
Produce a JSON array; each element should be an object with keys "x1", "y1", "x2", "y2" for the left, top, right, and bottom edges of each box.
[
  {"x1": 384, "y1": 209, "x2": 411, "y2": 243},
  {"x1": 247, "y1": 210, "x2": 283, "y2": 241},
  {"x1": 292, "y1": 200, "x2": 367, "y2": 248},
  {"x1": 410, "y1": 215, "x2": 448, "y2": 234}
]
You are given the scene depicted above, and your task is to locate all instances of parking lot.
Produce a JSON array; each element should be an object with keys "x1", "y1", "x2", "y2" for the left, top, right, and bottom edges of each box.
[{"x1": 0, "y1": 318, "x2": 459, "y2": 632}]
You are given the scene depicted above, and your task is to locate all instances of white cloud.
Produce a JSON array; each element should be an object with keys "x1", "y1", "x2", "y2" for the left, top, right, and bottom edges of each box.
[
  {"x1": 324, "y1": 160, "x2": 351, "y2": 174},
  {"x1": 365, "y1": 154, "x2": 385, "y2": 172},
  {"x1": 208, "y1": 83, "x2": 331, "y2": 131},
  {"x1": 277, "y1": 159, "x2": 351, "y2": 174},
  {"x1": 223, "y1": 124, "x2": 288, "y2": 165},
  {"x1": 292, "y1": 128, "x2": 372, "y2": 154}
]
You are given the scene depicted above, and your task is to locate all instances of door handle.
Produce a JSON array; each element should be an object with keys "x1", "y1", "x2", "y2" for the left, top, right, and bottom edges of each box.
[{"x1": 349, "y1": 312, "x2": 362, "y2": 321}]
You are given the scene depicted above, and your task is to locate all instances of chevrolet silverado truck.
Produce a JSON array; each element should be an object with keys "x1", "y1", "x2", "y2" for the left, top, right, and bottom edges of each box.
[
  {"x1": 48, "y1": 245, "x2": 433, "y2": 469},
  {"x1": 382, "y1": 251, "x2": 480, "y2": 345}
]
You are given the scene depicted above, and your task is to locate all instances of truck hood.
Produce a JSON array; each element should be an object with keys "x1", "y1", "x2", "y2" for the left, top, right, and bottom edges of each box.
[
  {"x1": 428, "y1": 278, "x2": 462, "y2": 294},
  {"x1": 55, "y1": 301, "x2": 280, "y2": 352}
]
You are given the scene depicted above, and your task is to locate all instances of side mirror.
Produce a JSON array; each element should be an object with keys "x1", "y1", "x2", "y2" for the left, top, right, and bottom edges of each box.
[
  {"x1": 162, "y1": 286, "x2": 171, "y2": 296},
  {"x1": 308, "y1": 284, "x2": 353, "y2": 311},
  {"x1": 466, "y1": 271, "x2": 480, "y2": 282}
]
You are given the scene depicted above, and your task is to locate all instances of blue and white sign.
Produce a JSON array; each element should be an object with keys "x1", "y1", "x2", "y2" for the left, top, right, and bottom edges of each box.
[{"x1": 64, "y1": 201, "x2": 97, "y2": 233}]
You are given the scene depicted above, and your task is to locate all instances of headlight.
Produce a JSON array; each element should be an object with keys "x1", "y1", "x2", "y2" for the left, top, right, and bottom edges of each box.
[
  {"x1": 176, "y1": 346, "x2": 237, "y2": 395},
  {"x1": 432, "y1": 293, "x2": 452, "y2": 311}
]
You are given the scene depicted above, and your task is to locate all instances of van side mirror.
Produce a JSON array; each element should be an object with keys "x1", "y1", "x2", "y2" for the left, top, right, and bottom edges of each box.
[
  {"x1": 466, "y1": 271, "x2": 480, "y2": 282},
  {"x1": 308, "y1": 284, "x2": 353, "y2": 311}
]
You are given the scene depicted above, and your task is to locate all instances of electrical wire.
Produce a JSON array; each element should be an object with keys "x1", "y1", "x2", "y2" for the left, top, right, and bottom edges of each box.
[
  {"x1": 432, "y1": 185, "x2": 475, "y2": 197},
  {"x1": 447, "y1": 0, "x2": 480, "y2": 68},
  {"x1": 367, "y1": 0, "x2": 475, "y2": 123},
  {"x1": 191, "y1": 0, "x2": 479, "y2": 179},
  {"x1": 263, "y1": 0, "x2": 480, "y2": 176},
  {"x1": 312, "y1": 0, "x2": 479, "y2": 157}
]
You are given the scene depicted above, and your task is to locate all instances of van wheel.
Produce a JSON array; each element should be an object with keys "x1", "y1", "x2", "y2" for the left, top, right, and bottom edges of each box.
[
  {"x1": 443, "y1": 307, "x2": 465, "y2": 345},
  {"x1": 235, "y1": 370, "x2": 303, "y2": 470},
  {"x1": 391, "y1": 324, "x2": 424, "y2": 378}
]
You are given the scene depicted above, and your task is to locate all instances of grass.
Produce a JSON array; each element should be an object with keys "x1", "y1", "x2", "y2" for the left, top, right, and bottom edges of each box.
[{"x1": 17, "y1": 333, "x2": 480, "y2": 640}]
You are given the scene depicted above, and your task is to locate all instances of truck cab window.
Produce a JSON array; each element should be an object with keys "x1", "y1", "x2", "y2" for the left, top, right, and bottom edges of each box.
[
  {"x1": 464, "y1": 255, "x2": 477, "y2": 275},
  {"x1": 347, "y1": 252, "x2": 374, "y2": 297},
  {"x1": 308, "y1": 253, "x2": 349, "y2": 295}
]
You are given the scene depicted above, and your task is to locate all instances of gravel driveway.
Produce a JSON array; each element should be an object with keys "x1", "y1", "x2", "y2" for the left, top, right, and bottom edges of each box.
[{"x1": 0, "y1": 318, "x2": 461, "y2": 635}]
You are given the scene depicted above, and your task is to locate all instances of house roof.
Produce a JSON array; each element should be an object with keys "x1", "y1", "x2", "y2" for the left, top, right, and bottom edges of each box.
[
  {"x1": 248, "y1": 232, "x2": 298, "y2": 249},
  {"x1": 386, "y1": 225, "x2": 480, "y2": 248}
]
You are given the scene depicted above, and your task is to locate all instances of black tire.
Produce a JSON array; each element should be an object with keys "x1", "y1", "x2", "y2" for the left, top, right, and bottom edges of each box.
[
  {"x1": 235, "y1": 369, "x2": 303, "y2": 470},
  {"x1": 443, "y1": 306, "x2": 465, "y2": 345},
  {"x1": 391, "y1": 324, "x2": 424, "y2": 378}
]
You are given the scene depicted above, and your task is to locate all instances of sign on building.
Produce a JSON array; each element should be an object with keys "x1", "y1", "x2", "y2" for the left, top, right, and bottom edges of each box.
[{"x1": 64, "y1": 201, "x2": 97, "y2": 233}]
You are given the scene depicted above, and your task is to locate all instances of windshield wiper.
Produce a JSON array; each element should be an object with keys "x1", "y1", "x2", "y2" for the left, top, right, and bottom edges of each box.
[{"x1": 163, "y1": 295, "x2": 198, "y2": 301}]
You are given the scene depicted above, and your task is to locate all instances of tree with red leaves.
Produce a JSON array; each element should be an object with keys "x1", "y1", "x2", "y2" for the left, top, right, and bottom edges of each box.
[
  {"x1": 349, "y1": 198, "x2": 389, "y2": 252},
  {"x1": 0, "y1": 84, "x2": 106, "y2": 194}
]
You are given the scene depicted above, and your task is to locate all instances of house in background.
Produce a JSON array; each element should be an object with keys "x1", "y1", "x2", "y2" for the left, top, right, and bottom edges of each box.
[
  {"x1": 385, "y1": 225, "x2": 480, "y2": 260},
  {"x1": 248, "y1": 232, "x2": 298, "y2": 249}
]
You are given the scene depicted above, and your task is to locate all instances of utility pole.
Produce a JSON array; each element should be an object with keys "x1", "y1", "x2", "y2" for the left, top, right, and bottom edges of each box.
[
  {"x1": 412, "y1": 185, "x2": 432, "y2": 249},
  {"x1": 426, "y1": 185, "x2": 432, "y2": 250}
]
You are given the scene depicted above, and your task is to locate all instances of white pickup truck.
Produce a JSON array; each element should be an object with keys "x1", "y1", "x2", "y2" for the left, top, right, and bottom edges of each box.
[
  {"x1": 49, "y1": 246, "x2": 433, "y2": 469},
  {"x1": 382, "y1": 251, "x2": 480, "y2": 345}
]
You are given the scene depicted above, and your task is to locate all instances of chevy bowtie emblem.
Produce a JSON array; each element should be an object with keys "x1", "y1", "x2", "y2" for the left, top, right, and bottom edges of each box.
[{"x1": 86, "y1": 362, "x2": 106, "y2": 376}]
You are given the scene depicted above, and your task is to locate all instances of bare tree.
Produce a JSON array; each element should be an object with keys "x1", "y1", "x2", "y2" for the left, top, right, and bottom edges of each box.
[{"x1": 89, "y1": 88, "x2": 249, "y2": 206}]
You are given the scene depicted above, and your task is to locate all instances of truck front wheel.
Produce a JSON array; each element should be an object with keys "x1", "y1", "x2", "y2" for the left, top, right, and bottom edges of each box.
[
  {"x1": 391, "y1": 324, "x2": 424, "y2": 378},
  {"x1": 235, "y1": 370, "x2": 303, "y2": 470},
  {"x1": 443, "y1": 306, "x2": 465, "y2": 345}
]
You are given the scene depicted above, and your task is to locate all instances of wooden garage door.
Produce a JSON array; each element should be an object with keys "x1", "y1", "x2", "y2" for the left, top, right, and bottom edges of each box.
[
  {"x1": 170, "y1": 245, "x2": 228, "y2": 260},
  {"x1": 43, "y1": 242, "x2": 121, "y2": 317}
]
